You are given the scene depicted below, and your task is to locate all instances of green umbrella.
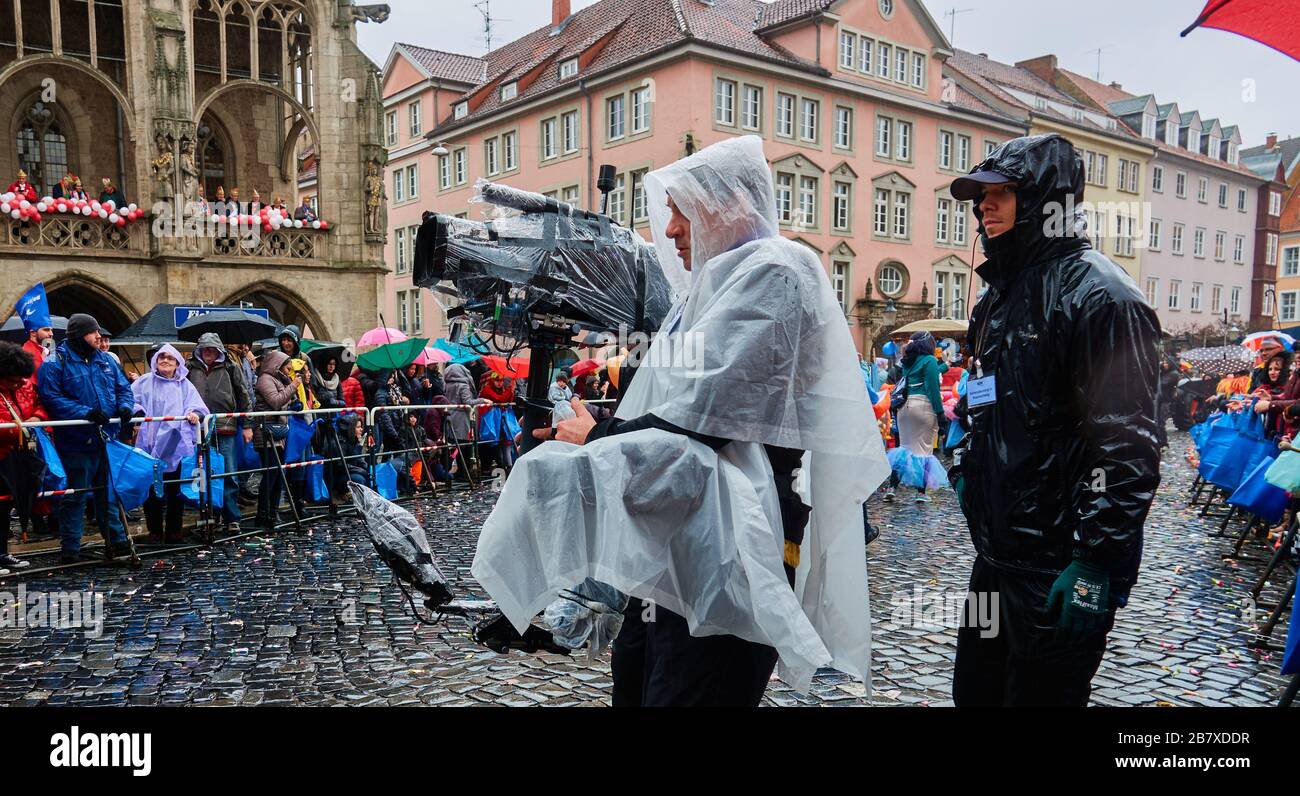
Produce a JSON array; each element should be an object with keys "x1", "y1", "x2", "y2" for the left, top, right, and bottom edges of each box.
[{"x1": 357, "y1": 338, "x2": 428, "y2": 371}]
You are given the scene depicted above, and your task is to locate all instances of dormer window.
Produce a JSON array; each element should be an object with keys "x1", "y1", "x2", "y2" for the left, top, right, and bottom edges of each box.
[
  {"x1": 454, "y1": 101, "x2": 468, "y2": 120},
  {"x1": 559, "y1": 58, "x2": 578, "y2": 79},
  {"x1": 1034, "y1": 96, "x2": 1047, "y2": 111},
  {"x1": 1141, "y1": 114, "x2": 1155, "y2": 139},
  {"x1": 1228, "y1": 142, "x2": 1239, "y2": 165},
  {"x1": 1208, "y1": 136, "x2": 1220, "y2": 160},
  {"x1": 1188, "y1": 127, "x2": 1201, "y2": 152},
  {"x1": 1165, "y1": 121, "x2": 1178, "y2": 146},
  {"x1": 1071, "y1": 108, "x2": 1084, "y2": 122},
  {"x1": 500, "y1": 82, "x2": 518, "y2": 102}
]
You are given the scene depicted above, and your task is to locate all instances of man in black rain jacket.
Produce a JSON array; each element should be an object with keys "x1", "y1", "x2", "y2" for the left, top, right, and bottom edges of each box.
[{"x1": 947, "y1": 133, "x2": 1161, "y2": 706}]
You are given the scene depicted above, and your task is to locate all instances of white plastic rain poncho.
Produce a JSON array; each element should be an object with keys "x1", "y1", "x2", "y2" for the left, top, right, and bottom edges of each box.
[{"x1": 471, "y1": 136, "x2": 890, "y2": 692}]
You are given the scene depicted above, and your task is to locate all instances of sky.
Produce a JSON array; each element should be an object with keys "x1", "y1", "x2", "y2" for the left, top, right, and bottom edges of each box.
[{"x1": 355, "y1": 0, "x2": 1299, "y2": 146}]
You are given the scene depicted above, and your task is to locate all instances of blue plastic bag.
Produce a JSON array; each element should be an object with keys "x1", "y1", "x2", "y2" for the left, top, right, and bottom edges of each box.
[
  {"x1": 306, "y1": 456, "x2": 330, "y2": 503},
  {"x1": 1283, "y1": 586, "x2": 1299, "y2": 676},
  {"x1": 371, "y1": 460, "x2": 398, "y2": 500},
  {"x1": 33, "y1": 428, "x2": 67, "y2": 493},
  {"x1": 104, "y1": 438, "x2": 164, "y2": 512},
  {"x1": 479, "y1": 407, "x2": 523, "y2": 446},
  {"x1": 1198, "y1": 412, "x2": 1258, "y2": 490},
  {"x1": 179, "y1": 449, "x2": 225, "y2": 510},
  {"x1": 285, "y1": 415, "x2": 318, "y2": 463},
  {"x1": 236, "y1": 430, "x2": 260, "y2": 471},
  {"x1": 1227, "y1": 456, "x2": 1289, "y2": 524}
]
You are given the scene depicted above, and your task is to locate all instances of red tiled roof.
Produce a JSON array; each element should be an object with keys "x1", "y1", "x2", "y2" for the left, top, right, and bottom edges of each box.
[
  {"x1": 756, "y1": 0, "x2": 836, "y2": 30},
  {"x1": 397, "y1": 44, "x2": 487, "y2": 85},
  {"x1": 432, "y1": 0, "x2": 826, "y2": 133},
  {"x1": 1057, "y1": 68, "x2": 1133, "y2": 108},
  {"x1": 948, "y1": 83, "x2": 1004, "y2": 118},
  {"x1": 946, "y1": 50, "x2": 1144, "y2": 142}
]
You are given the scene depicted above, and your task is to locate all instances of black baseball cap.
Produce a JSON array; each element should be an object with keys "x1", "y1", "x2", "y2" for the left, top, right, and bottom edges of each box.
[{"x1": 950, "y1": 169, "x2": 1016, "y2": 202}]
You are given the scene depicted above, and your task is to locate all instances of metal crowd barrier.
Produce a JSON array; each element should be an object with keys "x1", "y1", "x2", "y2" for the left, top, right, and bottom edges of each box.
[{"x1": 1, "y1": 394, "x2": 620, "y2": 577}]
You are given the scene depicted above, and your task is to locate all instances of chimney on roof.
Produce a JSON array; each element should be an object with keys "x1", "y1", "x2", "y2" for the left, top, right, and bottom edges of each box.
[
  {"x1": 978, "y1": 53, "x2": 988, "y2": 58},
  {"x1": 1108, "y1": 81, "x2": 1122, "y2": 90},
  {"x1": 1015, "y1": 55, "x2": 1058, "y2": 84},
  {"x1": 553, "y1": 0, "x2": 571, "y2": 28},
  {"x1": 1267, "y1": 132, "x2": 1278, "y2": 149}
]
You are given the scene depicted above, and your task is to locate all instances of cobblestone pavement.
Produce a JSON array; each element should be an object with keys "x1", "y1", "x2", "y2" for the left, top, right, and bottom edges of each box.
[{"x1": 0, "y1": 430, "x2": 1293, "y2": 707}]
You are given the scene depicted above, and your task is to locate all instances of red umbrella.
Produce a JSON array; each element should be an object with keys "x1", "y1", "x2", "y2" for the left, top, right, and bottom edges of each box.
[
  {"x1": 570, "y1": 358, "x2": 602, "y2": 379},
  {"x1": 1180, "y1": 0, "x2": 1300, "y2": 62},
  {"x1": 481, "y1": 354, "x2": 529, "y2": 379}
]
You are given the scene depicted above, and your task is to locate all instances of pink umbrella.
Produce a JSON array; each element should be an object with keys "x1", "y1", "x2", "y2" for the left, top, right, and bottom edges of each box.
[
  {"x1": 357, "y1": 327, "x2": 407, "y2": 350},
  {"x1": 413, "y1": 346, "x2": 452, "y2": 366}
]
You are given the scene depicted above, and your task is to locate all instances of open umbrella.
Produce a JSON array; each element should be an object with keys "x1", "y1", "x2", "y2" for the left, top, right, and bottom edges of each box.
[
  {"x1": 480, "y1": 354, "x2": 529, "y2": 379},
  {"x1": 1241, "y1": 330, "x2": 1296, "y2": 352},
  {"x1": 1180, "y1": 0, "x2": 1300, "y2": 62},
  {"x1": 1180, "y1": 345, "x2": 1255, "y2": 378},
  {"x1": 432, "y1": 338, "x2": 482, "y2": 365},
  {"x1": 357, "y1": 327, "x2": 408, "y2": 349},
  {"x1": 0, "y1": 314, "x2": 67, "y2": 343},
  {"x1": 414, "y1": 346, "x2": 452, "y2": 366},
  {"x1": 177, "y1": 310, "x2": 279, "y2": 344},
  {"x1": 357, "y1": 338, "x2": 428, "y2": 372},
  {"x1": 303, "y1": 341, "x2": 355, "y2": 380},
  {"x1": 570, "y1": 358, "x2": 602, "y2": 378},
  {"x1": 890, "y1": 318, "x2": 969, "y2": 336}
]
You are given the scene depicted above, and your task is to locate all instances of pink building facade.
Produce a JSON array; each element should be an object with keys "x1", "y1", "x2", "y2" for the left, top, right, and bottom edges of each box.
[{"x1": 381, "y1": 0, "x2": 1028, "y2": 355}]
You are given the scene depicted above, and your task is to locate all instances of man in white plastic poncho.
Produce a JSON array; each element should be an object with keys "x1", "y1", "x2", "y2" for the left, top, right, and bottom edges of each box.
[{"x1": 472, "y1": 136, "x2": 890, "y2": 705}]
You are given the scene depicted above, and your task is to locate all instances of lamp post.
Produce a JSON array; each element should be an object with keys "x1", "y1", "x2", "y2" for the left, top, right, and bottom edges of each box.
[{"x1": 882, "y1": 298, "x2": 898, "y2": 329}]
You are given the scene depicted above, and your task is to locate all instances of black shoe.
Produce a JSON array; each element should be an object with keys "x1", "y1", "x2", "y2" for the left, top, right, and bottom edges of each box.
[
  {"x1": 109, "y1": 543, "x2": 133, "y2": 559},
  {"x1": 0, "y1": 553, "x2": 31, "y2": 570},
  {"x1": 60, "y1": 551, "x2": 87, "y2": 565}
]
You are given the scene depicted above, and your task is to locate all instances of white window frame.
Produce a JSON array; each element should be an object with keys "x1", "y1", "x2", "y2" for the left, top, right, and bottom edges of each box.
[
  {"x1": 607, "y1": 94, "x2": 626, "y2": 141},
  {"x1": 714, "y1": 78, "x2": 737, "y2": 126},
  {"x1": 895, "y1": 119, "x2": 912, "y2": 161},
  {"x1": 875, "y1": 115, "x2": 892, "y2": 157},
  {"x1": 439, "y1": 155, "x2": 450, "y2": 190},
  {"x1": 484, "y1": 137, "x2": 500, "y2": 176},
  {"x1": 797, "y1": 175, "x2": 818, "y2": 227},
  {"x1": 741, "y1": 85, "x2": 762, "y2": 131},
  {"x1": 503, "y1": 131, "x2": 517, "y2": 172},
  {"x1": 1145, "y1": 278, "x2": 1158, "y2": 308},
  {"x1": 1197, "y1": 176, "x2": 1208, "y2": 203},
  {"x1": 1230, "y1": 286, "x2": 1242, "y2": 315},
  {"x1": 385, "y1": 111, "x2": 397, "y2": 146},
  {"x1": 395, "y1": 227, "x2": 407, "y2": 275},
  {"x1": 939, "y1": 131, "x2": 953, "y2": 170},
  {"x1": 776, "y1": 173, "x2": 794, "y2": 224},
  {"x1": 562, "y1": 111, "x2": 579, "y2": 154},
  {"x1": 1175, "y1": 171, "x2": 1187, "y2": 198},
  {"x1": 1193, "y1": 226, "x2": 1206, "y2": 258},
  {"x1": 1168, "y1": 279, "x2": 1182, "y2": 310},
  {"x1": 1190, "y1": 282, "x2": 1202, "y2": 312},
  {"x1": 1152, "y1": 165, "x2": 1163, "y2": 193},
  {"x1": 800, "y1": 97, "x2": 819, "y2": 143},
  {"x1": 1211, "y1": 284, "x2": 1222, "y2": 313},
  {"x1": 559, "y1": 58, "x2": 579, "y2": 80},
  {"x1": 833, "y1": 180, "x2": 851, "y2": 232},
  {"x1": 454, "y1": 101, "x2": 468, "y2": 120},
  {"x1": 957, "y1": 135, "x2": 971, "y2": 172},
  {"x1": 1284, "y1": 246, "x2": 1300, "y2": 278},
  {"x1": 840, "y1": 30, "x2": 856, "y2": 69},
  {"x1": 631, "y1": 87, "x2": 651, "y2": 134},
  {"x1": 541, "y1": 118, "x2": 558, "y2": 159},
  {"x1": 1214, "y1": 230, "x2": 1225, "y2": 261},
  {"x1": 776, "y1": 93, "x2": 796, "y2": 138},
  {"x1": 834, "y1": 105, "x2": 853, "y2": 149},
  {"x1": 1271, "y1": 191, "x2": 1283, "y2": 217},
  {"x1": 452, "y1": 149, "x2": 465, "y2": 185},
  {"x1": 499, "y1": 82, "x2": 517, "y2": 102},
  {"x1": 1149, "y1": 218, "x2": 1162, "y2": 251},
  {"x1": 1281, "y1": 291, "x2": 1300, "y2": 323},
  {"x1": 409, "y1": 101, "x2": 422, "y2": 137},
  {"x1": 1234, "y1": 235, "x2": 1245, "y2": 264},
  {"x1": 1172, "y1": 223, "x2": 1185, "y2": 255}
]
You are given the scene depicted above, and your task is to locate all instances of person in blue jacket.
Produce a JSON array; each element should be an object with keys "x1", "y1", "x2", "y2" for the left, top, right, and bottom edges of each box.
[{"x1": 36, "y1": 313, "x2": 135, "y2": 563}]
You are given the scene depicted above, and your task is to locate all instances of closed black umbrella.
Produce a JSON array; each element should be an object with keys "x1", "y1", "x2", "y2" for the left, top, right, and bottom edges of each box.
[
  {"x1": 177, "y1": 310, "x2": 279, "y2": 345},
  {"x1": 0, "y1": 315, "x2": 67, "y2": 343}
]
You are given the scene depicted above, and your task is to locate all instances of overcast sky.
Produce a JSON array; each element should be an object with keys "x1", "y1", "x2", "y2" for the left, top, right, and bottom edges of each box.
[{"x1": 355, "y1": 0, "x2": 1299, "y2": 146}]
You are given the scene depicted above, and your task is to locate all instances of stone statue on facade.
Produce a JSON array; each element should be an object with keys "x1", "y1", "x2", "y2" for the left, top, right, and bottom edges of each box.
[{"x1": 364, "y1": 160, "x2": 385, "y2": 235}]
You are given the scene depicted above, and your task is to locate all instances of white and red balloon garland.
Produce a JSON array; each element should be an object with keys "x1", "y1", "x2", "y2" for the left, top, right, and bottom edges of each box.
[{"x1": 6, "y1": 192, "x2": 145, "y2": 228}]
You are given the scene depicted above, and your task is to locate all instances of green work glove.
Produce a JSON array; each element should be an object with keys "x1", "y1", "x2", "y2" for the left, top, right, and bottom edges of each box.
[{"x1": 1046, "y1": 559, "x2": 1110, "y2": 639}]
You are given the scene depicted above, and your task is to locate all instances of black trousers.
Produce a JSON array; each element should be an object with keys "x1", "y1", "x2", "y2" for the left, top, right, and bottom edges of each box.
[
  {"x1": 611, "y1": 599, "x2": 778, "y2": 707},
  {"x1": 953, "y1": 556, "x2": 1117, "y2": 707},
  {"x1": 143, "y1": 467, "x2": 185, "y2": 540},
  {"x1": 256, "y1": 444, "x2": 285, "y2": 524}
]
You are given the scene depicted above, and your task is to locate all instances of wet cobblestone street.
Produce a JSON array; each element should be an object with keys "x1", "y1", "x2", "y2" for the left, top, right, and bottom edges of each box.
[{"x1": 0, "y1": 430, "x2": 1293, "y2": 707}]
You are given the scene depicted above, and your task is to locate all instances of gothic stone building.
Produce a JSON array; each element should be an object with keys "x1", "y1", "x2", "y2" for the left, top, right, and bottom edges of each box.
[{"x1": 0, "y1": 0, "x2": 389, "y2": 340}]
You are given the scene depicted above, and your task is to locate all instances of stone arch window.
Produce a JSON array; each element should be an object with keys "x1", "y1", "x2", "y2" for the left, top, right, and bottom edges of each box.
[
  {"x1": 3, "y1": 1, "x2": 126, "y2": 86},
  {"x1": 191, "y1": 1, "x2": 314, "y2": 107},
  {"x1": 197, "y1": 113, "x2": 234, "y2": 202},
  {"x1": 15, "y1": 99, "x2": 69, "y2": 196},
  {"x1": 226, "y1": 2, "x2": 253, "y2": 80}
]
